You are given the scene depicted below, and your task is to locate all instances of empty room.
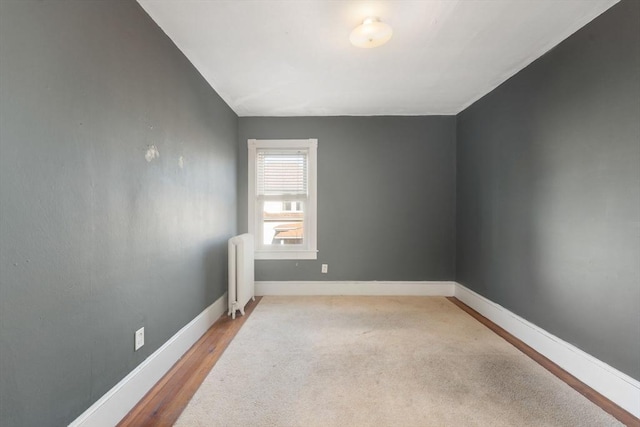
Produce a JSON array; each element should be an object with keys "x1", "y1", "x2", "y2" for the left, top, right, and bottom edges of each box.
[{"x1": 0, "y1": 0, "x2": 638, "y2": 426}]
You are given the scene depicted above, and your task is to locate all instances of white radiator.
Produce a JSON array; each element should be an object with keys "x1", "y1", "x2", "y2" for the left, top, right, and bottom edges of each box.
[{"x1": 228, "y1": 233, "x2": 255, "y2": 319}]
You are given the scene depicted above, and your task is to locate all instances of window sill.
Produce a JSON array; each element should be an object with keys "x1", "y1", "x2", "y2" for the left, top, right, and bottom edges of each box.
[{"x1": 254, "y1": 250, "x2": 318, "y2": 260}]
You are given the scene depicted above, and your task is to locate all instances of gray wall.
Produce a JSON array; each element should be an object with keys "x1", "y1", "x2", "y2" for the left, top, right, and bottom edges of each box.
[
  {"x1": 238, "y1": 117, "x2": 456, "y2": 281},
  {"x1": 456, "y1": 0, "x2": 639, "y2": 380},
  {"x1": 0, "y1": 1, "x2": 238, "y2": 426}
]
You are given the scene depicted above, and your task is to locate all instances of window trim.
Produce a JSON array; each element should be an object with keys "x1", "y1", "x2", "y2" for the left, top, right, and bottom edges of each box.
[{"x1": 248, "y1": 139, "x2": 318, "y2": 260}]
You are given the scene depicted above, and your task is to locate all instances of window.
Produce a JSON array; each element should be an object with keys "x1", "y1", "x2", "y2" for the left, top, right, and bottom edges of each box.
[
  {"x1": 248, "y1": 139, "x2": 318, "y2": 260},
  {"x1": 282, "y1": 201, "x2": 302, "y2": 212}
]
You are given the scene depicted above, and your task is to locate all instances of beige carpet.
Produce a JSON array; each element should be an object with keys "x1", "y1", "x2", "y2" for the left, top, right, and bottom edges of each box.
[{"x1": 175, "y1": 296, "x2": 621, "y2": 426}]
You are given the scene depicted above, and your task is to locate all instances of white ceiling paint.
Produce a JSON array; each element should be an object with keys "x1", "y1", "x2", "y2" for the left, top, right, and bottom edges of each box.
[{"x1": 137, "y1": 0, "x2": 618, "y2": 117}]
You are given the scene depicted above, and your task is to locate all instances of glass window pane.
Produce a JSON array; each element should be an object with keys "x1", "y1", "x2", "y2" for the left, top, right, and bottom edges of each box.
[{"x1": 262, "y1": 201, "x2": 304, "y2": 245}]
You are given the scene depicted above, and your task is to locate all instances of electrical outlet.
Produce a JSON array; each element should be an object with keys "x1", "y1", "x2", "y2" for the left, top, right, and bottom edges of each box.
[
  {"x1": 321, "y1": 264, "x2": 328, "y2": 274},
  {"x1": 135, "y1": 327, "x2": 145, "y2": 351}
]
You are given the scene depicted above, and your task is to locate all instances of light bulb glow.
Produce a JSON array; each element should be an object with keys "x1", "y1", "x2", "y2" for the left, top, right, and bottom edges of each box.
[{"x1": 350, "y1": 17, "x2": 393, "y2": 48}]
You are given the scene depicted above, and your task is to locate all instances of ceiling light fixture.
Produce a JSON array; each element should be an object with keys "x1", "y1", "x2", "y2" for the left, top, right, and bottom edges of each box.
[{"x1": 350, "y1": 17, "x2": 393, "y2": 49}]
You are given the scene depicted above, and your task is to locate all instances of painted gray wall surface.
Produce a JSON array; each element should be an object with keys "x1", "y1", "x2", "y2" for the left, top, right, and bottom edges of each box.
[
  {"x1": 238, "y1": 117, "x2": 456, "y2": 281},
  {"x1": 456, "y1": 0, "x2": 640, "y2": 380},
  {"x1": 0, "y1": 1, "x2": 238, "y2": 425}
]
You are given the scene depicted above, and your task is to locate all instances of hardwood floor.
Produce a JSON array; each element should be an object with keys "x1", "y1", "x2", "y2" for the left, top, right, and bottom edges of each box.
[
  {"x1": 447, "y1": 297, "x2": 639, "y2": 427},
  {"x1": 118, "y1": 295, "x2": 638, "y2": 427},
  {"x1": 117, "y1": 297, "x2": 262, "y2": 427}
]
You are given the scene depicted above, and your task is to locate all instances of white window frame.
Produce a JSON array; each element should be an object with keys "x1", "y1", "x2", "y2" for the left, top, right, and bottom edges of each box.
[{"x1": 248, "y1": 138, "x2": 318, "y2": 260}]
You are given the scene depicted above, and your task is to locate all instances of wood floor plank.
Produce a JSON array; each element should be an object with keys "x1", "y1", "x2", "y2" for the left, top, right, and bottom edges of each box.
[
  {"x1": 447, "y1": 297, "x2": 639, "y2": 427},
  {"x1": 117, "y1": 297, "x2": 262, "y2": 427}
]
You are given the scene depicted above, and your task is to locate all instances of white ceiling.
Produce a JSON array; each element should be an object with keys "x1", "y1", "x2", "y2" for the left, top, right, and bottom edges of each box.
[{"x1": 138, "y1": 0, "x2": 618, "y2": 117}]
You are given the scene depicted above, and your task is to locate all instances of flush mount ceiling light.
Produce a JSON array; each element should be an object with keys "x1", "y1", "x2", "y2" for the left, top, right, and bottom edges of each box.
[{"x1": 350, "y1": 17, "x2": 393, "y2": 48}]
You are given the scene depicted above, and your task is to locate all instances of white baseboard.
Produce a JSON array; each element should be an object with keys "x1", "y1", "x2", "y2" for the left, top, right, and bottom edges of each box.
[
  {"x1": 454, "y1": 283, "x2": 640, "y2": 418},
  {"x1": 256, "y1": 281, "x2": 456, "y2": 296},
  {"x1": 68, "y1": 293, "x2": 228, "y2": 427}
]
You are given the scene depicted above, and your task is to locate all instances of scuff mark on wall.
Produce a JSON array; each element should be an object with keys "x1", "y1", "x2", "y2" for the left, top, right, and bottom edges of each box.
[
  {"x1": 178, "y1": 156, "x2": 184, "y2": 169},
  {"x1": 145, "y1": 144, "x2": 160, "y2": 162}
]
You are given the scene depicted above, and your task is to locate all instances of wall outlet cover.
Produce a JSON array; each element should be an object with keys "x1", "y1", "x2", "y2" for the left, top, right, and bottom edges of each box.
[{"x1": 135, "y1": 327, "x2": 145, "y2": 351}]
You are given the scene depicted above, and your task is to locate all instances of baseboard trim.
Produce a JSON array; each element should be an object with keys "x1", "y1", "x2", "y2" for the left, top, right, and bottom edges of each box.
[
  {"x1": 454, "y1": 283, "x2": 640, "y2": 418},
  {"x1": 256, "y1": 281, "x2": 456, "y2": 296},
  {"x1": 68, "y1": 293, "x2": 228, "y2": 427}
]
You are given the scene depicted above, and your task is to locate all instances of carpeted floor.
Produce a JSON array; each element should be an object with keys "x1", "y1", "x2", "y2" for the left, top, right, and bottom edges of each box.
[{"x1": 175, "y1": 296, "x2": 621, "y2": 426}]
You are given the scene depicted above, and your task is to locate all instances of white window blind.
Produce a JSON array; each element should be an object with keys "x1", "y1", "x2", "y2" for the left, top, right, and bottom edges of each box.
[{"x1": 257, "y1": 151, "x2": 308, "y2": 197}]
